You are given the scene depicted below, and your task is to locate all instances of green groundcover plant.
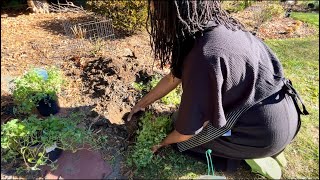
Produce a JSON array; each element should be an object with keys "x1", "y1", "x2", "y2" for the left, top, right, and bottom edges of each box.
[
  {"x1": 1, "y1": 114, "x2": 96, "y2": 171},
  {"x1": 12, "y1": 67, "x2": 65, "y2": 115},
  {"x1": 127, "y1": 111, "x2": 173, "y2": 169}
]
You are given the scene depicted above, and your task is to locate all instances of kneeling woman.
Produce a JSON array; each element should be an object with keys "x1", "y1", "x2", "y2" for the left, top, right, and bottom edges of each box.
[{"x1": 127, "y1": 0, "x2": 308, "y2": 175}]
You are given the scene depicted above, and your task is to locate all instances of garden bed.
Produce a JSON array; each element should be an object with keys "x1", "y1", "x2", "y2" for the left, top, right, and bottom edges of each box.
[
  {"x1": 1, "y1": 4, "x2": 318, "y2": 179},
  {"x1": 1, "y1": 11, "x2": 174, "y2": 179}
]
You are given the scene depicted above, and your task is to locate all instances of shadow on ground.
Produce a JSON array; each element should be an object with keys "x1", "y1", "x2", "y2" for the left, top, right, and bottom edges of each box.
[{"x1": 1, "y1": 6, "x2": 30, "y2": 18}]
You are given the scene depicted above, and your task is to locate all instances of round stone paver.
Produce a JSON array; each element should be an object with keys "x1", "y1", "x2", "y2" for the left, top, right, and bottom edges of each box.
[{"x1": 42, "y1": 149, "x2": 112, "y2": 179}]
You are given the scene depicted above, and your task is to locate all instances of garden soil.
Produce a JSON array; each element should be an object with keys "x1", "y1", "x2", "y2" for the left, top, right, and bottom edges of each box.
[{"x1": 0, "y1": 5, "x2": 316, "y2": 179}]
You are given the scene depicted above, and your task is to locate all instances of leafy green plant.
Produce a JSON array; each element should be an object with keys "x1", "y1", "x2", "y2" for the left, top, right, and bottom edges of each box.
[
  {"x1": 221, "y1": 1, "x2": 246, "y2": 13},
  {"x1": 132, "y1": 81, "x2": 146, "y2": 92},
  {"x1": 127, "y1": 111, "x2": 173, "y2": 169},
  {"x1": 86, "y1": 0, "x2": 147, "y2": 35},
  {"x1": 90, "y1": 38, "x2": 105, "y2": 57},
  {"x1": 12, "y1": 67, "x2": 65, "y2": 115},
  {"x1": 1, "y1": 114, "x2": 95, "y2": 171}
]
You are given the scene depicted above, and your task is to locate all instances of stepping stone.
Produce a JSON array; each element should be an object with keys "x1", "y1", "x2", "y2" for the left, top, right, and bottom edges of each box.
[{"x1": 41, "y1": 149, "x2": 112, "y2": 179}]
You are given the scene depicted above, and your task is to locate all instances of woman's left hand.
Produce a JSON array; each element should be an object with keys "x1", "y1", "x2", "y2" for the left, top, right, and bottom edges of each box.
[{"x1": 151, "y1": 144, "x2": 163, "y2": 153}]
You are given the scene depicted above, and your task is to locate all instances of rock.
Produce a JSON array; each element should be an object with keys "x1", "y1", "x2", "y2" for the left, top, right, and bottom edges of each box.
[
  {"x1": 41, "y1": 149, "x2": 112, "y2": 179},
  {"x1": 1, "y1": 14, "x2": 8, "y2": 18},
  {"x1": 122, "y1": 48, "x2": 136, "y2": 58},
  {"x1": 1, "y1": 75, "x2": 15, "y2": 94}
]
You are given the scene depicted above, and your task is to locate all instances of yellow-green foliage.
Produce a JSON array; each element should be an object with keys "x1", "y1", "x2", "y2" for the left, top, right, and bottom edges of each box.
[
  {"x1": 86, "y1": 0, "x2": 148, "y2": 34},
  {"x1": 258, "y1": 3, "x2": 285, "y2": 23},
  {"x1": 221, "y1": 1, "x2": 246, "y2": 13}
]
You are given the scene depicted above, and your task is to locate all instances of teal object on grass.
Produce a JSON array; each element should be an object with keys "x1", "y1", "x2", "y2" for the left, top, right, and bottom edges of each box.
[
  {"x1": 34, "y1": 68, "x2": 48, "y2": 81},
  {"x1": 197, "y1": 149, "x2": 226, "y2": 179}
]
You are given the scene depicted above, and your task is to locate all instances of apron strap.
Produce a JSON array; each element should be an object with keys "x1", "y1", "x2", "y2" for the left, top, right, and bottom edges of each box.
[
  {"x1": 177, "y1": 104, "x2": 253, "y2": 152},
  {"x1": 281, "y1": 78, "x2": 309, "y2": 140},
  {"x1": 177, "y1": 77, "x2": 309, "y2": 152},
  {"x1": 282, "y1": 78, "x2": 309, "y2": 115}
]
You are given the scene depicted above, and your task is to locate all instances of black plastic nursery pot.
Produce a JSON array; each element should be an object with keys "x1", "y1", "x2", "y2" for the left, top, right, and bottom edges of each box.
[
  {"x1": 36, "y1": 95, "x2": 60, "y2": 117},
  {"x1": 30, "y1": 143, "x2": 63, "y2": 163},
  {"x1": 46, "y1": 148, "x2": 63, "y2": 163}
]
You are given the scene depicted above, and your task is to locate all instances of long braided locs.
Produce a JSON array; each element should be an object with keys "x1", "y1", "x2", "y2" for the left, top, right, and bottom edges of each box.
[{"x1": 147, "y1": 0, "x2": 246, "y2": 78}]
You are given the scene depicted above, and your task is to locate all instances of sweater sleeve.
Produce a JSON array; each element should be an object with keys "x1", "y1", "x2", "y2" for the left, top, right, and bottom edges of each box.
[{"x1": 174, "y1": 54, "x2": 227, "y2": 135}]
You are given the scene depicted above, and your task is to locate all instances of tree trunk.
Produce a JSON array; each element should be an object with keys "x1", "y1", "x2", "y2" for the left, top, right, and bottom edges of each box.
[{"x1": 27, "y1": 0, "x2": 49, "y2": 13}]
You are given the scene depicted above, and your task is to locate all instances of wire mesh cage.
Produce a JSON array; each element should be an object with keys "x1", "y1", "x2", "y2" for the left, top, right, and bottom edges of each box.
[{"x1": 62, "y1": 17, "x2": 116, "y2": 42}]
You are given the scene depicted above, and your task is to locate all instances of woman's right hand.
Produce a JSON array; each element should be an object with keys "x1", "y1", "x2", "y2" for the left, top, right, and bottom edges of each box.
[
  {"x1": 127, "y1": 104, "x2": 145, "y2": 121},
  {"x1": 126, "y1": 72, "x2": 181, "y2": 122}
]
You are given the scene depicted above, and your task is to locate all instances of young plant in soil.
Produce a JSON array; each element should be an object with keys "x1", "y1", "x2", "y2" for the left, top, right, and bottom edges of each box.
[
  {"x1": 1, "y1": 114, "x2": 95, "y2": 171},
  {"x1": 127, "y1": 111, "x2": 173, "y2": 169},
  {"x1": 12, "y1": 67, "x2": 65, "y2": 116}
]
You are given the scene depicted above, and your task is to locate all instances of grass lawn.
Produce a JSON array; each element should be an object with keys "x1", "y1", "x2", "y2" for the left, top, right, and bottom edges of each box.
[
  {"x1": 291, "y1": 12, "x2": 319, "y2": 27},
  {"x1": 266, "y1": 37, "x2": 319, "y2": 179}
]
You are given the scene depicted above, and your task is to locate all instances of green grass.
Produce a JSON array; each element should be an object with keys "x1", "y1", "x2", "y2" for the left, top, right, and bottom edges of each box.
[
  {"x1": 129, "y1": 37, "x2": 319, "y2": 179},
  {"x1": 265, "y1": 37, "x2": 319, "y2": 179},
  {"x1": 291, "y1": 12, "x2": 319, "y2": 27},
  {"x1": 133, "y1": 148, "x2": 208, "y2": 179}
]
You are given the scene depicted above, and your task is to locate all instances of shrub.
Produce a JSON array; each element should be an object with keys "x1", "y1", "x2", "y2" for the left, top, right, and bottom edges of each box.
[
  {"x1": 221, "y1": 1, "x2": 246, "y2": 13},
  {"x1": 127, "y1": 111, "x2": 173, "y2": 169},
  {"x1": 257, "y1": 3, "x2": 284, "y2": 23},
  {"x1": 86, "y1": 0, "x2": 148, "y2": 35},
  {"x1": 1, "y1": 0, "x2": 26, "y2": 10},
  {"x1": 1, "y1": 114, "x2": 96, "y2": 171},
  {"x1": 12, "y1": 67, "x2": 65, "y2": 115}
]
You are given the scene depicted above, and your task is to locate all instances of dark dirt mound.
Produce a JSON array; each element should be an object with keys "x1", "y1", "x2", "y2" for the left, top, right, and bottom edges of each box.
[
  {"x1": 1, "y1": 93, "x2": 15, "y2": 124},
  {"x1": 78, "y1": 57, "x2": 140, "y2": 124},
  {"x1": 81, "y1": 58, "x2": 117, "y2": 99}
]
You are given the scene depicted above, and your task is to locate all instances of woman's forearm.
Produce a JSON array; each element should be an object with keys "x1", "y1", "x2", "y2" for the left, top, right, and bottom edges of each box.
[
  {"x1": 137, "y1": 73, "x2": 181, "y2": 108},
  {"x1": 160, "y1": 130, "x2": 193, "y2": 146}
]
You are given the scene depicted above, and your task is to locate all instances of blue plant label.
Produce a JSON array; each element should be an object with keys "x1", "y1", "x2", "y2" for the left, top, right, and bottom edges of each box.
[
  {"x1": 34, "y1": 68, "x2": 48, "y2": 81},
  {"x1": 222, "y1": 130, "x2": 231, "y2": 136}
]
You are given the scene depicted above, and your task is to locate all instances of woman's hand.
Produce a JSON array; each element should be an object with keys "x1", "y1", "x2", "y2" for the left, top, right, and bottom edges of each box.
[
  {"x1": 127, "y1": 72, "x2": 181, "y2": 122},
  {"x1": 151, "y1": 144, "x2": 163, "y2": 153},
  {"x1": 151, "y1": 130, "x2": 194, "y2": 153},
  {"x1": 127, "y1": 104, "x2": 145, "y2": 121}
]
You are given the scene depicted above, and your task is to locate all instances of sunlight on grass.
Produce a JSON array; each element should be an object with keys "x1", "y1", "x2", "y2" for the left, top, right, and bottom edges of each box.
[
  {"x1": 266, "y1": 37, "x2": 319, "y2": 178},
  {"x1": 291, "y1": 12, "x2": 319, "y2": 27}
]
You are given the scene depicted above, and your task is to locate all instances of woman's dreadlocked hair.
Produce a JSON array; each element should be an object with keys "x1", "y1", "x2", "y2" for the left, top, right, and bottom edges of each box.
[{"x1": 147, "y1": 0, "x2": 246, "y2": 78}]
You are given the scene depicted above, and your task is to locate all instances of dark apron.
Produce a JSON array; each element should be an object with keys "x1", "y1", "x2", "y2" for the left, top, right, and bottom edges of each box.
[{"x1": 177, "y1": 77, "x2": 309, "y2": 152}]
